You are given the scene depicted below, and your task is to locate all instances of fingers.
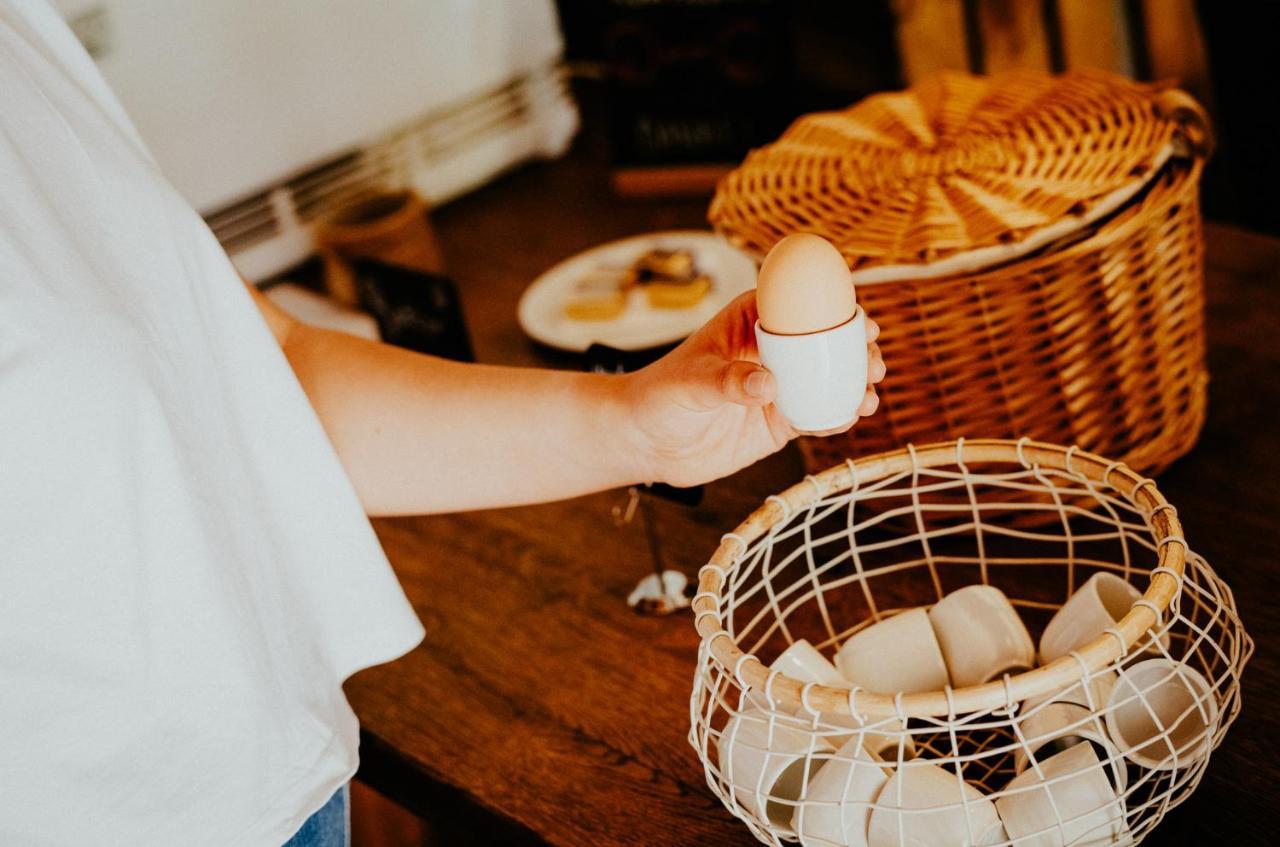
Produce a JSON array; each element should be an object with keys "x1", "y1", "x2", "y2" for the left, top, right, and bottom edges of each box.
[
  {"x1": 806, "y1": 417, "x2": 858, "y2": 437},
  {"x1": 714, "y1": 359, "x2": 776, "y2": 407},
  {"x1": 733, "y1": 291, "x2": 762, "y2": 358},
  {"x1": 857, "y1": 384, "x2": 880, "y2": 417},
  {"x1": 763, "y1": 403, "x2": 801, "y2": 443},
  {"x1": 730, "y1": 289, "x2": 759, "y2": 323},
  {"x1": 687, "y1": 304, "x2": 883, "y2": 420},
  {"x1": 865, "y1": 331, "x2": 884, "y2": 420},
  {"x1": 682, "y1": 289, "x2": 763, "y2": 363},
  {"x1": 868, "y1": 342, "x2": 885, "y2": 384}
]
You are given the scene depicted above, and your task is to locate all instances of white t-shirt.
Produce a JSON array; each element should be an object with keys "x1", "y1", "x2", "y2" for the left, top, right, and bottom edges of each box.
[{"x1": 0, "y1": 3, "x2": 426, "y2": 845}]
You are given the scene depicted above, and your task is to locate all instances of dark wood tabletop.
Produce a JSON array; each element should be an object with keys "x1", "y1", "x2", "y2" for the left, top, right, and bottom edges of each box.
[{"x1": 343, "y1": 120, "x2": 1279, "y2": 845}]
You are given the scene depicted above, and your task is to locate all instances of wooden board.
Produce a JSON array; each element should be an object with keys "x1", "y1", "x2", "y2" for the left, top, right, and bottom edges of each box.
[
  {"x1": 1141, "y1": 0, "x2": 1213, "y2": 107},
  {"x1": 976, "y1": 0, "x2": 1051, "y2": 73},
  {"x1": 894, "y1": 0, "x2": 970, "y2": 81},
  {"x1": 1057, "y1": 0, "x2": 1134, "y2": 75}
]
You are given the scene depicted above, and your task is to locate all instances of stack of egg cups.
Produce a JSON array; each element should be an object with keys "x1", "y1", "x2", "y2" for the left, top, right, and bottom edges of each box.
[{"x1": 713, "y1": 577, "x2": 1219, "y2": 847}]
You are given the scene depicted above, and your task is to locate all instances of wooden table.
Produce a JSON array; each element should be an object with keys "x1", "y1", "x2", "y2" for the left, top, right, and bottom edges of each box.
[{"x1": 344, "y1": 131, "x2": 1278, "y2": 846}]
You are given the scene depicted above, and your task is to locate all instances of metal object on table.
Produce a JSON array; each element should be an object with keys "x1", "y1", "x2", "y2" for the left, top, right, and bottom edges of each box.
[{"x1": 587, "y1": 343, "x2": 702, "y2": 615}]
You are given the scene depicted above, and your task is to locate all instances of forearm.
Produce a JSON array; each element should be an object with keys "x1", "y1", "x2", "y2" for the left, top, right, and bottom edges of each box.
[
  {"x1": 281, "y1": 322, "x2": 646, "y2": 516},
  {"x1": 246, "y1": 278, "x2": 876, "y2": 516}
]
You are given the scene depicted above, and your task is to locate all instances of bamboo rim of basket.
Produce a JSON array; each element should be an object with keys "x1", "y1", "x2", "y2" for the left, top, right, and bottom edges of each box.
[{"x1": 692, "y1": 438, "x2": 1186, "y2": 719}]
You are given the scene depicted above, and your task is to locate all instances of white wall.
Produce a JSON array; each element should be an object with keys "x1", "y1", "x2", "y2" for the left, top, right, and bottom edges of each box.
[{"x1": 55, "y1": 0, "x2": 565, "y2": 212}]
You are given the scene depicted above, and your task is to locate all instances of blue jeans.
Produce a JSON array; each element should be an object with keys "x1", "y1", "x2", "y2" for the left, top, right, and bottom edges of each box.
[{"x1": 283, "y1": 784, "x2": 348, "y2": 847}]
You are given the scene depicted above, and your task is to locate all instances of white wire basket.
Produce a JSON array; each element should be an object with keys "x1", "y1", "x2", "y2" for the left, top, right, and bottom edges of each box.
[{"x1": 689, "y1": 439, "x2": 1252, "y2": 847}]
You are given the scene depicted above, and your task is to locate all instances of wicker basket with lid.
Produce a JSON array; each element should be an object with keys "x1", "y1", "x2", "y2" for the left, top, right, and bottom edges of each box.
[{"x1": 710, "y1": 71, "x2": 1212, "y2": 476}]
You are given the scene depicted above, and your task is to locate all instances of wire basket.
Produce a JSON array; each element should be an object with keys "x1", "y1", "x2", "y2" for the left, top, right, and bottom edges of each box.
[
  {"x1": 689, "y1": 439, "x2": 1251, "y2": 847},
  {"x1": 709, "y1": 72, "x2": 1213, "y2": 479}
]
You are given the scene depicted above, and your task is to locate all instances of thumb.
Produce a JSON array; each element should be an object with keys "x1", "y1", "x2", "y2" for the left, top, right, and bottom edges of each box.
[{"x1": 713, "y1": 360, "x2": 776, "y2": 408}]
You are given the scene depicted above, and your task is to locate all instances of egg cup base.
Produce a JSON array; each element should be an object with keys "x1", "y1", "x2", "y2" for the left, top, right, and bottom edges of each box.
[{"x1": 755, "y1": 308, "x2": 868, "y2": 434}]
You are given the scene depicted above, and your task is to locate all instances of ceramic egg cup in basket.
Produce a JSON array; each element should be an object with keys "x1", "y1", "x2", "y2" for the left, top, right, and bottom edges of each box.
[
  {"x1": 689, "y1": 439, "x2": 1251, "y2": 847},
  {"x1": 710, "y1": 72, "x2": 1214, "y2": 481}
]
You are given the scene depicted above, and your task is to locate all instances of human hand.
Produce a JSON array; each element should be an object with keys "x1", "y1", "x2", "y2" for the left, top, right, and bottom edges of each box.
[{"x1": 621, "y1": 292, "x2": 885, "y2": 488}]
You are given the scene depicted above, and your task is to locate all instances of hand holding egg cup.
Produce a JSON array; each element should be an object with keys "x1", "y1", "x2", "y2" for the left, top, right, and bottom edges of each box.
[
  {"x1": 754, "y1": 234, "x2": 880, "y2": 435},
  {"x1": 622, "y1": 234, "x2": 883, "y2": 489}
]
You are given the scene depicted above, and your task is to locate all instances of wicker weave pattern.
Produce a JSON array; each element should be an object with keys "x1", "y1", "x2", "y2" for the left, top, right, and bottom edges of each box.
[
  {"x1": 711, "y1": 71, "x2": 1178, "y2": 270},
  {"x1": 801, "y1": 160, "x2": 1205, "y2": 477},
  {"x1": 710, "y1": 71, "x2": 1209, "y2": 478}
]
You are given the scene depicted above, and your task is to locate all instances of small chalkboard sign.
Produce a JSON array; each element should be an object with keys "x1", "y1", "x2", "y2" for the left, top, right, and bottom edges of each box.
[
  {"x1": 602, "y1": 0, "x2": 790, "y2": 196},
  {"x1": 353, "y1": 260, "x2": 475, "y2": 363}
]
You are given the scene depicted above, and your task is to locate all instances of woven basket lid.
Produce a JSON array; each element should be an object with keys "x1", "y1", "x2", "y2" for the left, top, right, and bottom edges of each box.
[{"x1": 710, "y1": 71, "x2": 1208, "y2": 283}]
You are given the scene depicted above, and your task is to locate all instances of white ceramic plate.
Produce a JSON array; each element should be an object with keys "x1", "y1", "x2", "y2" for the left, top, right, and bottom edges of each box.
[{"x1": 517, "y1": 230, "x2": 757, "y2": 352}]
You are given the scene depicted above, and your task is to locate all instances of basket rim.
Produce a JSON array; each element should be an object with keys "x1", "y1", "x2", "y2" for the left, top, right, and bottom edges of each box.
[{"x1": 692, "y1": 438, "x2": 1187, "y2": 719}]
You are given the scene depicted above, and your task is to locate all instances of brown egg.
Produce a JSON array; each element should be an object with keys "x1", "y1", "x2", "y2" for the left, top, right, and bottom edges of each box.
[{"x1": 756, "y1": 233, "x2": 856, "y2": 335}]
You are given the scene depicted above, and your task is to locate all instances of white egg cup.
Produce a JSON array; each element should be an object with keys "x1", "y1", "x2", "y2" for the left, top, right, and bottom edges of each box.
[
  {"x1": 1014, "y1": 672, "x2": 1126, "y2": 791},
  {"x1": 1039, "y1": 572, "x2": 1171, "y2": 665},
  {"x1": 928, "y1": 585, "x2": 1036, "y2": 688},
  {"x1": 793, "y1": 739, "x2": 891, "y2": 847},
  {"x1": 867, "y1": 762, "x2": 1006, "y2": 847},
  {"x1": 718, "y1": 710, "x2": 835, "y2": 835},
  {"x1": 1104, "y1": 659, "x2": 1218, "y2": 771},
  {"x1": 771, "y1": 639, "x2": 916, "y2": 761},
  {"x1": 835, "y1": 608, "x2": 950, "y2": 696},
  {"x1": 755, "y1": 307, "x2": 868, "y2": 433},
  {"x1": 773, "y1": 639, "x2": 849, "y2": 688},
  {"x1": 996, "y1": 743, "x2": 1129, "y2": 847}
]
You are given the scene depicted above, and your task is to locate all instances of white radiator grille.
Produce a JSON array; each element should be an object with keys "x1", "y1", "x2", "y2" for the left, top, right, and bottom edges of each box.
[{"x1": 206, "y1": 60, "x2": 577, "y2": 279}]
